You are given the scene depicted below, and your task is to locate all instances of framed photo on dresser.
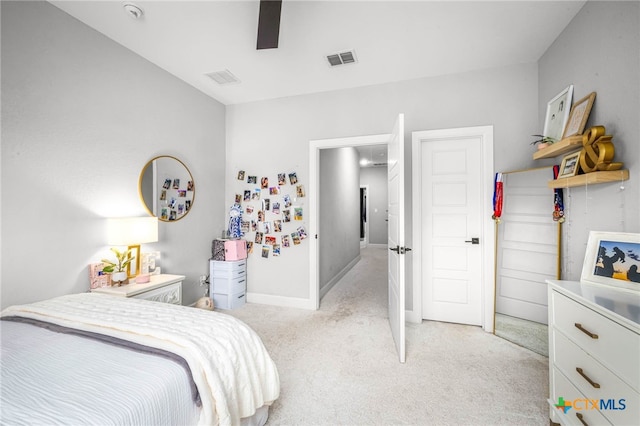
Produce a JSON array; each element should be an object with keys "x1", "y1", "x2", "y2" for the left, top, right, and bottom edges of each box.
[{"x1": 581, "y1": 231, "x2": 640, "y2": 291}]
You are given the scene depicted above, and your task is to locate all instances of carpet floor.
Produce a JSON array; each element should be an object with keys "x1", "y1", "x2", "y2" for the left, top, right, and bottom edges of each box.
[{"x1": 227, "y1": 246, "x2": 549, "y2": 425}]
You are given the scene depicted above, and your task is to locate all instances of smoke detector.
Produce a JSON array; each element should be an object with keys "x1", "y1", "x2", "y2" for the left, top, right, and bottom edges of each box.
[
  {"x1": 123, "y1": 3, "x2": 144, "y2": 19},
  {"x1": 326, "y1": 49, "x2": 357, "y2": 67}
]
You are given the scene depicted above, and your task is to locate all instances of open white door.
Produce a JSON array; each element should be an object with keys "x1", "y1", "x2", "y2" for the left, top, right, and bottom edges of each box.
[{"x1": 387, "y1": 114, "x2": 406, "y2": 363}]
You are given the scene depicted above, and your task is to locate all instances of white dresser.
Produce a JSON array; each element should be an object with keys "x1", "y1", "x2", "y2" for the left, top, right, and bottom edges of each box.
[
  {"x1": 547, "y1": 280, "x2": 640, "y2": 425},
  {"x1": 210, "y1": 259, "x2": 247, "y2": 310},
  {"x1": 91, "y1": 274, "x2": 184, "y2": 305}
]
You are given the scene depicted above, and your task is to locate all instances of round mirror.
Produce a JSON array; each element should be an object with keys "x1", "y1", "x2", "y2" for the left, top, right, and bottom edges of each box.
[{"x1": 138, "y1": 155, "x2": 195, "y2": 222}]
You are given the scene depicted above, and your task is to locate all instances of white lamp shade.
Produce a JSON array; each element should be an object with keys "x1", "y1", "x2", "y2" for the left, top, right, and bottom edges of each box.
[{"x1": 107, "y1": 217, "x2": 158, "y2": 246}]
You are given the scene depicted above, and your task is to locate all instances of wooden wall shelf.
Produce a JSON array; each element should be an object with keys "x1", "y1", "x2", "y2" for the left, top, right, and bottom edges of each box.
[
  {"x1": 547, "y1": 169, "x2": 629, "y2": 189},
  {"x1": 533, "y1": 135, "x2": 583, "y2": 160}
]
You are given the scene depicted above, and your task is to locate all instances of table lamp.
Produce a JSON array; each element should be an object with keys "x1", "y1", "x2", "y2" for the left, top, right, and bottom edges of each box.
[{"x1": 107, "y1": 217, "x2": 159, "y2": 281}]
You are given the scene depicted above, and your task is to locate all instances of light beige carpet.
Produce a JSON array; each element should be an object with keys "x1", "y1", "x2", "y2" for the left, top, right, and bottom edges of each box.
[{"x1": 227, "y1": 247, "x2": 549, "y2": 425}]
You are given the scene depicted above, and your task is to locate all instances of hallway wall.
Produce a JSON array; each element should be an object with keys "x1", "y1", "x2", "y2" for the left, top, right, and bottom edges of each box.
[
  {"x1": 360, "y1": 167, "x2": 388, "y2": 245},
  {"x1": 319, "y1": 147, "x2": 361, "y2": 295}
]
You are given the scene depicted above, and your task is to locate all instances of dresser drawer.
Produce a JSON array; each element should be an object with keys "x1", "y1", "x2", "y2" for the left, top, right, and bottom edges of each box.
[
  {"x1": 551, "y1": 291, "x2": 640, "y2": 391},
  {"x1": 553, "y1": 329, "x2": 639, "y2": 425},
  {"x1": 550, "y1": 367, "x2": 613, "y2": 426},
  {"x1": 211, "y1": 275, "x2": 247, "y2": 295}
]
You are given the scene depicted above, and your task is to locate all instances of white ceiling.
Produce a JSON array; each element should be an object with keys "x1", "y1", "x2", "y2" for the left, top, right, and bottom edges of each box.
[
  {"x1": 49, "y1": 0, "x2": 586, "y2": 106},
  {"x1": 357, "y1": 144, "x2": 388, "y2": 167}
]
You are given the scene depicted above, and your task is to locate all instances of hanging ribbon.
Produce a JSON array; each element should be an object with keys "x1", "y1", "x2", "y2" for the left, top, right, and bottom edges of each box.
[
  {"x1": 492, "y1": 172, "x2": 503, "y2": 222},
  {"x1": 552, "y1": 165, "x2": 565, "y2": 222}
]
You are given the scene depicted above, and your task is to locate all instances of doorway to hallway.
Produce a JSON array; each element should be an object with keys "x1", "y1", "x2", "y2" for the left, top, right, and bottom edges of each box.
[{"x1": 309, "y1": 118, "x2": 407, "y2": 363}]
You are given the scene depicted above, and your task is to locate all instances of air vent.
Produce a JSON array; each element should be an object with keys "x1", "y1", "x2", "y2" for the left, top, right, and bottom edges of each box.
[
  {"x1": 205, "y1": 69, "x2": 240, "y2": 85},
  {"x1": 326, "y1": 49, "x2": 357, "y2": 67}
]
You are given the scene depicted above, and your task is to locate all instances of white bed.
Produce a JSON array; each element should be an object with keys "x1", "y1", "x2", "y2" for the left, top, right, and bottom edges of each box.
[{"x1": 0, "y1": 293, "x2": 280, "y2": 425}]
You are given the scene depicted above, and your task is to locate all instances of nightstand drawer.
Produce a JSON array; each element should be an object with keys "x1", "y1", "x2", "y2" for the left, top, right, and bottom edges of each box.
[
  {"x1": 91, "y1": 274, "x2": 184, "y2": 306},
  {"x1": 135, "y1": 282, "x2": 182, "y2": 305},
  {"x1": 552, "y1": 291, "x2": 640, "y2": 390},
  {"x1": 550, "y1": 367, "x2": 613, "y2": 426},
  {"x1": 553, "y1": 329, "x2": 638, "y2": 425}
]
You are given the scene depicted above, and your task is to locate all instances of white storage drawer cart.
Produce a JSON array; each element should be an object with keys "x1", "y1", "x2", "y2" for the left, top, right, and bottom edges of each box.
[{"x1": 209, "y1": 259, "x2": 247, "y2": 310}]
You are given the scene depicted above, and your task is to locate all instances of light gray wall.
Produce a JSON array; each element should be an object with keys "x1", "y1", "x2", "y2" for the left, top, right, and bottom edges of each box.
[
  {"x1": 319, "y1": 148, "x2": 360, "y2": 293},
  {"x1": 7, "y1": 2, "x2": 630, "y2": 313},
  {"x1": 227, "y1": 62, "x2": 539, "y2": 306},
  {"x1": 1, "y1": 1, "x2": 226, "y2": 309},
  {"x1": 360, "y1": 167, "x2": 388, "y2": 245},
  {"x1": 537, "y1": 1, "x2": 640, "y2": 280}
]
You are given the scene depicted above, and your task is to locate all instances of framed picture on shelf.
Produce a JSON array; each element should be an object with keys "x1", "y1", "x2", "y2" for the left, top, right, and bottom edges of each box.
[
  {"x1": 562, "y1": 92, "x2": 596, "y2": 138},
  {"x1": 581, "y1": 231, "x2": 640, "y2": 291},
  {"x1": 558, "y1": 151, "x2": 581, "y2": 178},
  {"x1": 543, "y1": 85, "x2": 573, "y2": 142}
]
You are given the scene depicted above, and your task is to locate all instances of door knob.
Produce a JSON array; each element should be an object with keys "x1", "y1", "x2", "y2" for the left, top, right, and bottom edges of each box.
[
  {"x1": 389, "y1": 246, "x2": 400, "y2": 253},
  {"x1": 465, "y1": 238, "x2": 480, "y2": 244}
]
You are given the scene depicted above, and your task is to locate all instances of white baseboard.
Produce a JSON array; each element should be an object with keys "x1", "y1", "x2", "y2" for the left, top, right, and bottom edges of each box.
[
  {"x1": 246, "y1": 255, "x2": 361, "y2": 310},
  {"x1": 246, "y1": 292, "x2": 315, "y2": 310},
  {"x1": 319, "y1": 255, "x2": 361, "y2": 299},
  {"x1": 405, "y1": 309, "x2": 421, "y2": 324}
]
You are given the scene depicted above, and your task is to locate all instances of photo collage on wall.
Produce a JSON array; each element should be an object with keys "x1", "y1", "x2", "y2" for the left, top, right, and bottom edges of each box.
[
  {"x1": 235, "y1": 169, "x2": 307, "y2": 259},
  {"x1": 160, "y1": 177, "x2": 194, "y2": 221}
]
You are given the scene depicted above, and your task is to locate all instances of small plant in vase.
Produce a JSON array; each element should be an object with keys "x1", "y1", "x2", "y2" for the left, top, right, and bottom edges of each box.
[
  {"x1": 102, "y1": 248, "x2": 134, "y2": 286},
  {"x1": 531, "y1": 135, "x2": 557, "y2": 150}
]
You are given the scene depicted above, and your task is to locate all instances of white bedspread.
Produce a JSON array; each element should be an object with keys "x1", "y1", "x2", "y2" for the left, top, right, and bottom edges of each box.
[
  {"x1": 1, "y1": 293, "x2": 280, "y2": 426},
  {"x1": 2, "y1": 320, "x2": 202, "y2": 425}
]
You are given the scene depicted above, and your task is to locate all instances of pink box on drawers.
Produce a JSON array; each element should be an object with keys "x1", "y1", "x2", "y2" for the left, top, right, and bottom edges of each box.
[{"x1": 224, "y1": 240, "x2": 247, "y2": 261}]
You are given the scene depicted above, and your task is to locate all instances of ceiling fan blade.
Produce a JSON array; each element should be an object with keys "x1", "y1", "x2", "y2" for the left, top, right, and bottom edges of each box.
[{"x1": 257, "y1": 0, "x2": 282, "y2": 50}]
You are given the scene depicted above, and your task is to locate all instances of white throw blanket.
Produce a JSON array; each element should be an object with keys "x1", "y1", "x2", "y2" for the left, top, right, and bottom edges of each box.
[{"x1": 1, "y1": 293, "x2": 280, "y2": 426}]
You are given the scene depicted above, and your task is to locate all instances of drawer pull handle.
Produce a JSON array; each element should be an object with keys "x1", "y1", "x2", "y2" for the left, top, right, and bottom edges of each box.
[
  {"x1": 576, "y1": 412, "x2": 588, "y2": 426},
  {"x1": 576, "y1": 367, "x2": 600, "y2": 389},
  {"x1": 574, "y1": 323, "x2": 598, "y2": 339}
]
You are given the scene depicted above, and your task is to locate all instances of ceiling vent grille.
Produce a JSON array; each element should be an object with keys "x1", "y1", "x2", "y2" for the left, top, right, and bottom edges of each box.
[
  {"x1": 205, "y1": 69, "x2": 240, "y2": 85},
  {"x1": 326, "y1": 49, "x2": 357, "y2": 67}
]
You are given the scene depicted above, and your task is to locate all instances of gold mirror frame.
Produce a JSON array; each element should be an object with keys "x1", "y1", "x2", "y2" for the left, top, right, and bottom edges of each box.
[{"x1": 138, "y1": 155, "x2": 195, "y2": 222}]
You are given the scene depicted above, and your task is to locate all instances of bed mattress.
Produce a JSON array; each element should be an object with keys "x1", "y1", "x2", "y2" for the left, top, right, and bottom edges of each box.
[
  {"x1": 1, "y1": 319, "x2": 201, "y2": 425},
  {"x1": 0, "y1": 293, "x2": 280, "y2": 425}
]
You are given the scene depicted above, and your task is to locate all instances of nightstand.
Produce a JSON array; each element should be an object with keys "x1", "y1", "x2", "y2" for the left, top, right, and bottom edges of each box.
[{"x1": 91, "y1": 274, "x2": 185, "y2": 305}]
